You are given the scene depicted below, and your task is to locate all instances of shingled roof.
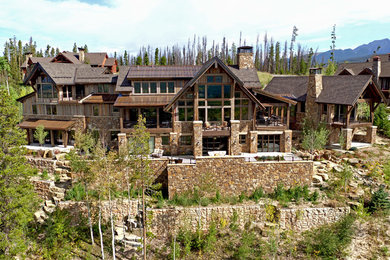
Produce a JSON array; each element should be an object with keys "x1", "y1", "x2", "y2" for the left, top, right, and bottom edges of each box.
[
  {"x1": 85, "y1": 52, "x2": 107, "y2": 66},
  {"x1": 266, "y1": 74, "x2": 384, "y2": 106},
  {"x1": 21, "y1": 57, "x2": 52, "y2": 69},
  {"x1": 336, "y1": 60, "x2": 390, "y2": 78},
  {"x1": 126, "y1": 65, "x2": 201, "y2": 79},
  {"x1": 228, "y1": 65, "x2": 261, "y2": 88},
  {"x1": 24, "y1": 62, "x2": 116, "y2": 85},
  {"x1": 264, "y1": 76, "x2": 308, "y2": 102},
  {"x1": 115, "y1": 66, "x2": 132, "y2": 92}
]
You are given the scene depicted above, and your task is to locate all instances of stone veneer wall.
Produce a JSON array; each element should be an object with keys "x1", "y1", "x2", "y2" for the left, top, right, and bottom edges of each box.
[
  {"x1": 167, "y1": 157, "x2": 313, "y2": 198},
  {"x1": 57, "y1": 200, "x2": 350, "y2": 239},
  {"x1": 148, "y1": 205, "x2": 350, "y2": 238}
]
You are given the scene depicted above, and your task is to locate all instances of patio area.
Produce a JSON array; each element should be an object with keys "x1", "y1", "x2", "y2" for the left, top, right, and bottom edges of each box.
[{"x1": 24, "y1": 143, "x2": 74, "y2": 153}]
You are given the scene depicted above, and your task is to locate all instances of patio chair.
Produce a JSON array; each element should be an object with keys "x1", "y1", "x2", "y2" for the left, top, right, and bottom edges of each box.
[{"x1": 151, "y1": 148, "x2": 164, "y2": 158}]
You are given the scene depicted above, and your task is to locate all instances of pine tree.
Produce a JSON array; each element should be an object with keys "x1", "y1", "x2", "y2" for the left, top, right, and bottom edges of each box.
[
  {"x1": 275, "y1": 42, "x2": 281, "y2": 74},
  {"x1": 160, "y1": 56, "x2": 167, "y2": 66},
  {"x1": 0, "y1": 89, "x2": 39, "y2": 257},
  {"x1": 154, "y1": 48, "x2": 159, "y2": 65},
  {"x1": 136, "y1": 56, "x2": 143, "y2": 65},
  {"x1": 84, "y1": 44, "x2": 88, "y2": 53},
  {"x1": 72, "y1": 43, "x2": 77, "y2": 52},
  {"x1": 124, "y1": 50, "x2": 129, "y2": 66}
]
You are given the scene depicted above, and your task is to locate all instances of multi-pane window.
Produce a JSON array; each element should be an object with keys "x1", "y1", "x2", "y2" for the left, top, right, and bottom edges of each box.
[
  {"x1": 93, "y1": 105, "x2": 99, "y2": 116},
  {"x1": 97, "y1": 84, "x2": 109, "y2": 93},
  {"x1": 178, "y1": 93, "x2": 194, "y2": 121},
  {"x1": 63, "y1": 86, "x2": 72, "y2": 99},
  {"x1": 161, "y1": 135, "x2": 170, "y2": 145},
  {"x1": 197, "y1": 78, "x2": 233, "y2": 122},
  {"x1": 133, "y1": 81, "x2": 175, "y2": 94},
  {"x1": 239, "y1": 134, "x2": 247, "y2": 144},
  {"x1": 258, "y1": 134, "x2": 280, "y2": 152},
  {"x1": 36, "y1": 76, "x2": 57, "y2": 99},
  {"x1": 234, "y1": 91, "x2": 250, "y2": 120},
  {"x1": 123, "y1": 107, "x2": 171, "y2": 129},
  {"x1": 179, "y1": 135, "x2": 192, "y2": 146},
  {"x1": 46, "y1": 105, "x2": 57, "y2": 115}
]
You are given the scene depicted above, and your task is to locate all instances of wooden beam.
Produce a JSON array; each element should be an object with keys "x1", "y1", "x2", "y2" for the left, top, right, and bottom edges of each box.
[
  {"x1": 50, "y1": 130, "x2": 55, "y2": 147},
  {"x1": 346, "y1": 105, "x2": 352, "y2": 128},
  {"x1": 194, "y1": 84, "x2": 199, "y2": 121},
  {"x1": 286, "y1": 106, "x2": 290, "y2": 127},
  {"x1": 63, "y1": 131, "x2": 68, "y2": 148}
]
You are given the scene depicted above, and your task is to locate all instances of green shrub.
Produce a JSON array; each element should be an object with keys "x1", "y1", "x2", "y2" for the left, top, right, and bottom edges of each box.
[
  {"x1": 233, "y1": 231, "x2": 256, "y2": 259},
  {"x1": 41, "y1": 170, "x2": 49, "y2": 180},
  {"x1": 250, "y1": 187, "x2": 264, "y2": 202},
  {"x1": 65, "y1": 183, "x2": 86, "y2": 201},
  {"x1": 374, "y1": 104, "x2": 390, "y2": 137},
  {"x1": 229, "y1": 210, "x2": 239, "y2": 232},
  {"x1": 368, "y1": 187, "x2": 390, "y2": 215},
  {"x1": 270, "y1": 184, "x2": 318, "y2": 204},
  {"x1": 301, "y1": 214, "x2": 355, "y2": 259}
]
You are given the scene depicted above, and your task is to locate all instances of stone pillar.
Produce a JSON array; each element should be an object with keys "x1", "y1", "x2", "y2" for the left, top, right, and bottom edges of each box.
[
  {"x1": 341, "y1": 128, "x2": 353, "y2": 150},
  {"x1": 193, "y1": 121, "x2": 203, "y2": 157},
  {"x1": 155, "y1": 135, "x2": 163, "y2": 149},
  {"x1": 249, "y1": 131, "x2": 258, "y2": 153},
  {"x1": 281, "y1": 130, "x2": 292, "y2": 153},
  {"x1": 230, "y1": 120, "x2": 240, "y2": 155},
  {"x1": 366, "y1": 126, "x2": 377, "y2": 144},
  {"x1": 117, "y1": 133, "x2": 127, "y2": 151},
  {"x1": 169, "y1": 132, "x2": 179, "y2": 156}
]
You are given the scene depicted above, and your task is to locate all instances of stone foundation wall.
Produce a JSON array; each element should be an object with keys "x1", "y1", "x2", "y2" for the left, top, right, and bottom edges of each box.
[{"x1": 168, "y1": 157, "x2": 313, "y2": 198}]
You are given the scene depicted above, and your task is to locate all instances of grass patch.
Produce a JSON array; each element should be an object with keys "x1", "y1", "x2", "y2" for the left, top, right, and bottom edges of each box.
[{"x1": 257, "y1": 71, "x2": 273, "y2": 87}]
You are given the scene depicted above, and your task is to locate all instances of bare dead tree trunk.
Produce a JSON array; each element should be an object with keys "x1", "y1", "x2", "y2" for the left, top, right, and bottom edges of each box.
[
  {"x1": 109, "y1": 189, "x2": 116, "y2": 260},
  {"x1": 142, "y1": 182, "x2": 147, "y2": 260},
  {"x1": 85, "y1": 185, "x2": 95, "y2": 245},
  {"x1": 98, "y1": 196, "x2": 105, "y2": 260}
]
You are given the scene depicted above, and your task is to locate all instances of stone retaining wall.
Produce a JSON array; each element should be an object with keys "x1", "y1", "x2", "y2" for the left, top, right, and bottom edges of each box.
[
  {"x1": 168, "y1": 157, "x2": 313, "y2": 198},
  {"x1": 28, "y1": 157, "x2": 58, "y2": 174},
  {"x1": 148, "y1": 205, "x2": 350, "y2": 238},
  {"x1": 31, "y1": 179, "x2": 65, "y2": 201}
]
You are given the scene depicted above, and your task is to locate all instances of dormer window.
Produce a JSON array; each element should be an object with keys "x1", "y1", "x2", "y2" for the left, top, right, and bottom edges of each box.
[{"x1": 97, "y1": 84, "x2": 109, "y2": 93}]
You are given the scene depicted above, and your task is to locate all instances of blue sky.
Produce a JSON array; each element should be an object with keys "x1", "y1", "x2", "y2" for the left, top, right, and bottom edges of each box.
[{"x1": 1, "y1": 0, "x2": 390, "y2": 56}]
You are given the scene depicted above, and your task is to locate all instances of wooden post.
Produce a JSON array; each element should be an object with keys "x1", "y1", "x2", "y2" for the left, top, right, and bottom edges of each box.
[
  {"x1": 50, "y1": 130, "x2": 55, "y2": 147},
  {"x1": 194, "y1": 85, "x2": 199, "y2": 121},
  {"x1": 286, "y1": 106, "x2": 290, "y2": 127},
  {"x1": 26, "y1": 129, "x2": 31, "y2": 145},
  {"x1": 346, "y1": 105, "x2": 351, "y2": 128},
  {"x1": 63, "y1": 131, "x2": 68, "y2": 148},
  {"x1": 157, "y1": 108, "x2": 160, "y2": 129}
]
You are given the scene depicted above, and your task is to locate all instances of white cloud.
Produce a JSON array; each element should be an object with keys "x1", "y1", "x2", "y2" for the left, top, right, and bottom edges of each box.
[{"x1": 1, "y1": 0, "x2": 390, "y2": 54}]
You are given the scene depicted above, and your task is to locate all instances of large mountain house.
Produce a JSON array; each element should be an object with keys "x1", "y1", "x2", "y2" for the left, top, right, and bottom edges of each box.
[
  {"x1": 265, "y1": 68, "x2": 386, "y2": 149},
  {"x1": 19, "y1": 47, "x2": 296, "y2": 156},
  {"x1": 336, "y1": 54, "x2": 390, "y2": 100}
]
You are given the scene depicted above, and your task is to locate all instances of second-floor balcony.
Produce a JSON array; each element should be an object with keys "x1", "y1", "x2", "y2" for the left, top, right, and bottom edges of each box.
[
  {"x1": 255, "y1": 114, "x2": 288, "y2": 130},
  {"x1": 122, "y1": 119, "x2": 172, "y2": 129}
]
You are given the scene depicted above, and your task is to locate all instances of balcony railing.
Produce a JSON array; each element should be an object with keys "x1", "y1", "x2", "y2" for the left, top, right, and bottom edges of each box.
[
  {"x1": 333, "y1": 116, "x2": 371, "y2": 125},
  {"x1": 123, "y1": 119, "x2": 172, "y2": 129},
  {"x1": 256, "y1": 115, "x2": 287, "y2": 127}
]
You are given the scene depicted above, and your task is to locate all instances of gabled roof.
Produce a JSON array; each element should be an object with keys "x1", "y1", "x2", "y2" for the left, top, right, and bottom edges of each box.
[
  {"x1": 265, "y1": 76, "x2": 308, "y2": 102},
  {"x1": 164, "y1": 56, "x2": 265, "y2": 111},
  {"x1": 16, "y1": 91, "x2": 35, "y2": 102},
  {"x1": 21, "y1": 57, "x2": 52, "y2": 69},
  {"x1": 52, "y1": 52, "x2": 82, "y2": 64},
  {"x1": 336, "y1": 61, "x2": 390, "y2": 78},
  {"x1": 126, "y1": 65, "x2": 201, "y2": 79},
  {"x1": 105, "y1": 57, "x2": 117, "y2": 67},
  {"x1": 316, "y1": 75, "x2": 374, "y2": 105},
  {"x1": 266, "y1": 74, "x2": 386, "y2": 106},
  {"x1": 85, "y1": 52, "x2": 107, "y2": 66},
  {"x1": 24, "y1": 62, "x2": 116, "y2": 85},
  {"x1": 115, "y1": 66, "x2": 132, "y2": 92}
]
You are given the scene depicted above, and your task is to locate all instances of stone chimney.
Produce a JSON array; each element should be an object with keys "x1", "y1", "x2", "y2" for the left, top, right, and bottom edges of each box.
[
  {"x1": 372, "y1": 56, "x2": 381, "y2": 83},
  {"x1": 25, "y1": 52, "x2": 33, "y2": 60},
  {"x1": 237, "y1": 46, "x2": 254, "y2": 69},
  {"x1": 305, "y1": 68, "x2": 323, "y2": 123},
  {"x1": 78, "y1": 47, "x2": 85, "y2": 63}
]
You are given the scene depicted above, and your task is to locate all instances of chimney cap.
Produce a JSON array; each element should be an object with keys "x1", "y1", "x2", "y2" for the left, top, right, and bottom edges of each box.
[
  {"x1": 238, "y1": 46, "x2": 253, "y2": 54},
  {"x1": 309, "y1": 67, "x2": 322, "y2": 75},
  {"x1": 373, "y1": 56, "x2": 380, "y2": 61},
  {"x1": 78, "y1": 47, "x2": 85, "y2": 51}
]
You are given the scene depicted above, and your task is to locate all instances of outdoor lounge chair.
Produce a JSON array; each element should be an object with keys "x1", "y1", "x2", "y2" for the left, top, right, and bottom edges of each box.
[{"x1": 151, "y1": 148, "x2": 164, "y2": 158}]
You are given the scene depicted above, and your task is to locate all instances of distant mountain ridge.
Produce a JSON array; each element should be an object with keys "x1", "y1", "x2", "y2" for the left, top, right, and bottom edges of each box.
[{"x1": 314, "y1": 38, "x2": 390, "y2": 63}]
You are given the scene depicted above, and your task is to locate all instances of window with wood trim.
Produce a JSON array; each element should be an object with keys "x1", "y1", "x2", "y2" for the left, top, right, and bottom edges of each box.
[
  {"x1": 179, "y1": 135, "x2": 192, "y2": 146},
  {"x1": 133, "y1": 81, "x2": 175, "y2": 94},
  {"x1": 234, "y1": 91, "x2": 250, "y2": 120},
  {"x1": 257, "y1": 134, "x2": 280, "y2": 152}
]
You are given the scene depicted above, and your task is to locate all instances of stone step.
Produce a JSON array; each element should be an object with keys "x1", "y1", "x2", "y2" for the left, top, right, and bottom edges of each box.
[
  {"x1": 34, "y1": 210, "x2": 48, "y2": 224},
  {"x1": 43, "y1": 205, "x2": 55, "y2": 214},
  {"x1": 45, "y1": 200, "x2": 55, "y2": 208}
]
